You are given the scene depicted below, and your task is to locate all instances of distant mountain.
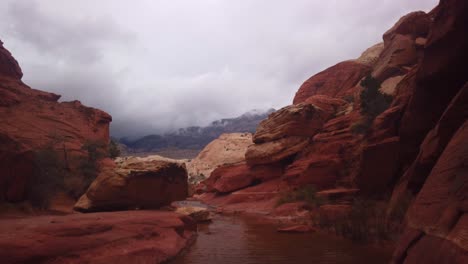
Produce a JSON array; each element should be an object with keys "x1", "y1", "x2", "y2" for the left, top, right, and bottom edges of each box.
[{"x1": 119, "y1": 109, "x2": 275, "y2": 153}]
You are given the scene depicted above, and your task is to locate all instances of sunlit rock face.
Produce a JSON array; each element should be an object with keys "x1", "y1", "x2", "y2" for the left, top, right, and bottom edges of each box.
[
  {"x1": 186, "y1": 132, "x2": 253, "y2": 180},
  {"x1": 0, "y1": 40, "x2": 111, "y2": 204}
]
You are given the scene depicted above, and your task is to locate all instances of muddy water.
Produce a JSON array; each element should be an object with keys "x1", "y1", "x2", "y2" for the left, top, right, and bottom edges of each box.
[{"x1": 171, "y1": 213, "x2": 392, "y2": 264}]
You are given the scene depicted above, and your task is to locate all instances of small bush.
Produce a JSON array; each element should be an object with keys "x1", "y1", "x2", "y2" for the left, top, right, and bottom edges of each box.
[
  {"x1": 317, "y1": 198, "x2": 392, "y2": 242},
  {"x1": 359, "y1": 75, "x2": 393, "y2": 120},
  {"x1": 75, "y1": 140, "x2": 106, "y2": 198},
  {"x1": 276, "y1": 185, "x2": 325, "y2": 207},
  {"x1": 108, "y1": 139, "x2": 121, "y2": 159},
  {"x1": 29, "y1": 147, "x2": 66, "y2": 208}
]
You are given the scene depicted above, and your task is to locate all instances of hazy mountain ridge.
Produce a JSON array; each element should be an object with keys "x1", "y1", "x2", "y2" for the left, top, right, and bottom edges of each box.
[{"x1": 120, "y1": 108, "x2": 275, "y2": 152}]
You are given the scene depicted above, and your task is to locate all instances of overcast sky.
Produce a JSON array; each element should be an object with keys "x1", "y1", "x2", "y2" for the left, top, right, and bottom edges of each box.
[{"x1": 0, "y1": 0, "x2": 437, "y2": 138}]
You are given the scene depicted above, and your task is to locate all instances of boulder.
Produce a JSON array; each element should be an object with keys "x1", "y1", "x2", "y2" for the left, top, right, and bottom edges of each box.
[
  {"x1": 293, "y1": 61, "x2": 371, "y2": 103},
  {"x1": 175, "y1": 206, "x2": 212, "y2": 222},
  {"x1": 74, "y1": 158, "x2": 188, "y2": 212},
  {"x1": 245, "y1": 136, "x2": 309, "y2": 165},
  {"x1": 0, "y1": 210, "x2": 196, "y2": 264},
  {"x1": 253, "y1": 103, "x2": 330, "y2": 144}
]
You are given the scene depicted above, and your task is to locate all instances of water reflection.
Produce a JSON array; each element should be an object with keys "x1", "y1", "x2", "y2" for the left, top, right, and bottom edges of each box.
[{"x1": 171, "y1": 214, "x2": 392, "y2": 264}]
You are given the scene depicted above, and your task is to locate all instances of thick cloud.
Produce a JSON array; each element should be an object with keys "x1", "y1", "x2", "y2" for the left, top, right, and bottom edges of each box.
[{"x1": 0, "y1": 0, "x2": 438, "y2": 138}]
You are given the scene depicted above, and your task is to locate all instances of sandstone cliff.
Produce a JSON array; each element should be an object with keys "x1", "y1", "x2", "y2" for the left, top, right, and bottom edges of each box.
[
  {"x1": 197, "y1": 0, "x2": 467, "y2": 261},
  {"x1": 0, "y1": 40, "x2": 112, "y2": 208}
]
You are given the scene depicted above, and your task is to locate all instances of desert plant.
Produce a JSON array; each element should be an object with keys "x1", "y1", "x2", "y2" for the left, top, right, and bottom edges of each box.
[
  {"x1": 349, "y1": 75, "x2": 393, "y2": 135},
  {"x1": 276, "y1": 185, "x2": 325, "y2": 207},
  {"x1": 317, "y1": 198, "x2": 392, "y2": 242},
  {"x1": 359, "y1": 75, "x2": 393, "y2": 120},
  {"x1": 29, "y1": 146, "x2": 66, "y2": 208},
  {"x1": 108, "y1": 139, "x2": 121, "y2": 158}
]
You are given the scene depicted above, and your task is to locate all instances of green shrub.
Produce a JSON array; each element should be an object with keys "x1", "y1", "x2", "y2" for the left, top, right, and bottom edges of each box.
[
  {"x1": 317, "y1": 198, "x2": 392, "y2": 242},
  {"x1": 29, "y1": 147, "x2": 66, "y2": 208},
  {"x1": 276, "y1": 185, "x2": 325, "y2": 207},
  {"x1": 349, "y1": 75, "x2": 393, "y2": 135},
  {"x1": 108, "y1": 139, "x2": 121, "y2": 159},
  {"x1": 359, "y1": 75, "x2": 393, "y2": 120}
]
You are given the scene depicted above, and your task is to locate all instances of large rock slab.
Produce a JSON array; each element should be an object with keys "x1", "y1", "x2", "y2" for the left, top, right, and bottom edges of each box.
[
  {"x1": 75, "y1": 157, "x2": 188, "y2": 212},
  {"x1": 253, "y1": 103, "x2": 331, "y2": 144},
  {"x1": 0, "y1": 210, "x2": 196, "y2": 264},
  {"x1": 205, "y1": 162, "x2": 283, "y2": 193},
  {"x1": 245, "y1": 136, "x2": 309, "y2": 165}
]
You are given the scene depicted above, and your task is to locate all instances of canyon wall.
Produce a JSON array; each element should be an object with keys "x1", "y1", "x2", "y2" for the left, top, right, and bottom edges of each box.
[
  {"x1": 198, "y1": 0, "x2": 467, "y2": 262},
  {"x1": 0, "y1": 40, "x2": 112, "y2": 207}
]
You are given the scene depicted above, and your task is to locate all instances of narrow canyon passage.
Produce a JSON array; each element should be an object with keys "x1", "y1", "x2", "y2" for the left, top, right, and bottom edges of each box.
[{"x1": 171, "y1": 212, "x2": 392, "y2": 264}]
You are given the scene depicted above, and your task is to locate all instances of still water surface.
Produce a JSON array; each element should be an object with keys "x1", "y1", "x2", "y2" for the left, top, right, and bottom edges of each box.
[{"x1": 171, "y1": 213, "x2": 392, "y2": 264}]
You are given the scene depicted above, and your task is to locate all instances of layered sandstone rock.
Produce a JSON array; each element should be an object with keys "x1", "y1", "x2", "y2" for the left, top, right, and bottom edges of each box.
[
  {"x1": 0, "y1": 40, "x2": 112, "y2": 204},
  {"x1": 253, "y1": 103, "x2": 330, "y2": 143},
  {"x1": 245, "y1": 136, "x2": 309, "y2": 165},
  {"x1": 204, "y1": 162, "x2": 283, "y2": 193},
  {"x1": 186, "y1": 133, "x2": 252, "y2": 179},
  {"x1": 0, "y1": 210, "x2": 196, "y2": 264},
  {"x1": 75, "y1": 157, "x2": 188, "y2": 212},
  {"x1": 293, "y1": 61, "x2": 371, "y2": 103}
]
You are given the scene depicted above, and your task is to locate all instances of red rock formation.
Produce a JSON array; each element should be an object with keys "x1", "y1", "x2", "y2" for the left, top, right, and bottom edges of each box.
[
  {"x1": 293, "y1": 61, "x2": 371, "y2": 104},
  {"x1": 0, "y1": 210, "x2": 196, "y2": 263},
  {"x1": 245, "y1": 136, "x2": 309, "y2": 165},
  {"x1": 253, "y1": 103, "x2": 330, "y2": 144},
  {"x1": 0, "y1": 40, "x2": 112, "y2": 205},
  {"x1": 392, "y1": 121, "x2": 468, "y2": 264},
  {"x1": 399, "y1": 0, "x2": 468, "y2": 165},
  {"x1": 75, "y1": 157, "x2": 188, "y2": 212},
  {"x1": 0, "y1": 40, "x2": 22, "y2": 79},
  {"x1": 382, "y1": 11, "x2": 431, "y2": 43},
  {"x1": 205, "y1": 162, "x2": 283, "y2": 193}
]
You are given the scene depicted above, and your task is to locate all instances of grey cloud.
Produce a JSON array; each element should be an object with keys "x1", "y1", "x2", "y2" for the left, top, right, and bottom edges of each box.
[{"x1": 0, "y1": 0, "x2": 438, "y2": 138}]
